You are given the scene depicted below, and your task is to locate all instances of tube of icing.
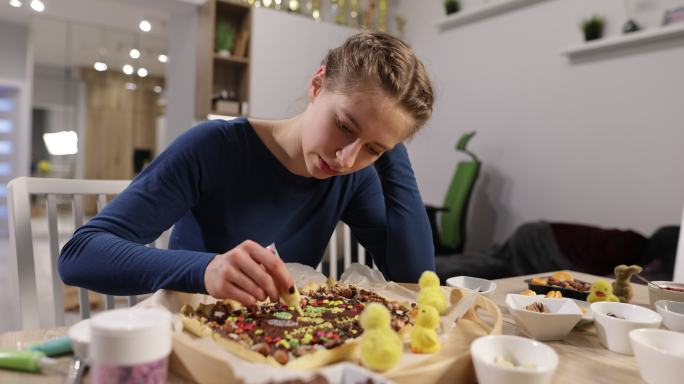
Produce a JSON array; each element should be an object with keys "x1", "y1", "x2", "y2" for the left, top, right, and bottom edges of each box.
[
  {"x1": 0, "y1": 348, "x2": 58, "y2": 373},
  {"x1": 28, "y1": 335, "x2": 73, "y2": 356}
]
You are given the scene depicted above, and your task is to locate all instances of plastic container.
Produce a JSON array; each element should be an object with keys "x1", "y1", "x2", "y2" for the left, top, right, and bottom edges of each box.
[
  {"x1": 89, "y1": 308, "x2": 172, "y2": 384},
  {"x1": 524, "y1": 278, "x2": 591, "y2": 301}
]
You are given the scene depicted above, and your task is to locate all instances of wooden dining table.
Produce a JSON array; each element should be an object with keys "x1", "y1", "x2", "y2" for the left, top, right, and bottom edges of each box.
[{"x1": 0, "y1": 270, "x2": 650, "y2": 383}]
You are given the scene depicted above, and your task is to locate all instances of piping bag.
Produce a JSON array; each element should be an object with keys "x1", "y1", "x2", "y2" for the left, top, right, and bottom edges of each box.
[
  {"x1": 267, "y1": 243, "x2": 304, "y2": 316},
  {"x1": 0, "y1": 348, "x2": 59, "y2": 373}
]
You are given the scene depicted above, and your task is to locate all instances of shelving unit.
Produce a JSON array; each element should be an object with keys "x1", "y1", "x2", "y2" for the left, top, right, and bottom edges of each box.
[
  {"x1": 560, "y1": 23, "x2": 684, "y2": 58},
  {"x1": 196, "y1": 0, "x2": 252, "y2": 119},
  {"x1": 435, "y1": 0, "x2": 548, "y2": 31}
]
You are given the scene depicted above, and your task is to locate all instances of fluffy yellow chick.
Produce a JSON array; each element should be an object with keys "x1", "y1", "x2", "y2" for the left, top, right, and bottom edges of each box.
[
  {"x1": 359, "y1": 303, "x2": 403, "y2": 372},
  {"x1": 411, "y1": 305, "x2": 441, "y2": 354},
  {"x1": 417, "y1": 271, "x2": 446, "y2": 314},
  {"x1": 587, "y1": 279, "x2": 619, "y2": 303}
]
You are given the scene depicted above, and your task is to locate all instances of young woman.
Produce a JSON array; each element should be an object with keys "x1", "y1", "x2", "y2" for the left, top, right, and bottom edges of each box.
[{"x1": 59, "y1": 32, "x2": 435, "y2": 306}]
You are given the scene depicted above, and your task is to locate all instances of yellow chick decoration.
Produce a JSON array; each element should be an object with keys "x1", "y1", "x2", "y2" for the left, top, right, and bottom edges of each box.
[
  {"x1": 411, "y1": 305, "x2": 441, "y2": 354},
  {"x1": 417, "y1": 271, "x2": 446, "y2": 315},
  {"x1": 359, "y1": 303, "x2": 403, "y2": 372},
  {"x1": 587, "y1": 279, "x2": 620, "y2": 303}
]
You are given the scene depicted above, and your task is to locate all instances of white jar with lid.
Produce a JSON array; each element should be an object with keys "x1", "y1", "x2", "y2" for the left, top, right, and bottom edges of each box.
[{"x1": 89, "y1": 308, "x2": 171, "y2": 384}]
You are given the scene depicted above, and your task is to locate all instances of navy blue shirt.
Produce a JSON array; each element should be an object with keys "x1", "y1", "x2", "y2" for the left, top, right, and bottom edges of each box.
[{"x1": 59, "y1": 118, "x2": 434, "y2": 295}]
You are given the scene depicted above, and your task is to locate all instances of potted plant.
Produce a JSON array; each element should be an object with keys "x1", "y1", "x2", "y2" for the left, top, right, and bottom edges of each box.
[
  {"x1": 582, "y1": 15, "x2": 605, "y2": 41},
  {"x1": 445, "y1": 0, "x2": 460, "y2": 15},
  {"x1": 215, "y1": 20, "x2": 236, "y2": 56}
]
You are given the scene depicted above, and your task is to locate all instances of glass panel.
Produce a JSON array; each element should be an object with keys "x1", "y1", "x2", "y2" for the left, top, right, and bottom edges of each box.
[
  {"x1": 0, "y1": 163, "x2": 10, "y2": 176},
  {"x1": 0, "y1": 141, "x2": 11, "y2": 155},
  {"x1": 0, "y1": 119, "x2": 11, "y2": 133},
  {"x1": 0, "y1": 99, "x2": 13, "y2": 113}
]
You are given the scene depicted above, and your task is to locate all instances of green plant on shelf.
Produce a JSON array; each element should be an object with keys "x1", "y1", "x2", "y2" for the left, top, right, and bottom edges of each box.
[
  {"x1": 215, "y1": 20, "x2": 236, "y2": 56},
  {"x1": 445, "y1": 0, "x2": 460, "y2": 15},
  {"x1": 582, "y1": 15, "x2": 605, "y2": 41}
]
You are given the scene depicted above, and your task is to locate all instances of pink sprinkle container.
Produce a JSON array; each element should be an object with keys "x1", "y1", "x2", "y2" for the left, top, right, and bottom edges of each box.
[{"x1": 89, "y1": 308, "x2": 172, "y2": 384}]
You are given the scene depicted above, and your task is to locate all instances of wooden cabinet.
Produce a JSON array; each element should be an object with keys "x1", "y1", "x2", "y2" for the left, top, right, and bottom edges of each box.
[{"x1": 196, "y1": 0, "x2": 252, "y2": 119}]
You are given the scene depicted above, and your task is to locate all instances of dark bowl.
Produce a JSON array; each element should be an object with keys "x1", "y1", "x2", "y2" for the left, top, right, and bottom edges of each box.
[{"x1": 524, "y1": 277, "x2": 592, "y2": 301}]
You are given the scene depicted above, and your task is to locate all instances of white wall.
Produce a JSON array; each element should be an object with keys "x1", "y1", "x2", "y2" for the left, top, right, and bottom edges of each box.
[
  {"x1": 164, "y1": 6, "x2": 199, "y2": 148},
  {"x1": 250, "y1": 7, "x2": 357, "y2": 118},
  {"x1": 397, "y1": 0, "x2": 684, "y2": 250}
]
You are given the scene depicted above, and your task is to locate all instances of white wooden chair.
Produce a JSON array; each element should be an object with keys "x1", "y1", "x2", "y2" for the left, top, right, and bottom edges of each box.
[
  {"x1": 318, "y1": 224, "x2": 375, "y2": 279},
  {"x1": 673, "y1": 203, "x2": 684, "y2": 283},
  {"x1": 7, "y1": 177, "x2": 131, "y2": 331},
  {"x1": 6, "y1": 176, "x2": 371, "y2": 331}
]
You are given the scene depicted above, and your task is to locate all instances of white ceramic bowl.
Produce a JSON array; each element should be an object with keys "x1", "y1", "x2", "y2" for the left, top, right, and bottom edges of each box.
[
  {"x1": 505, "y1": 294, "x2": 582, "y2": 341},
  {"x1": 470, "y1": 335, "x2": 558, "y2": 384},
  {"x1": 591, "y1": 301, "x2": 662, "y2": 355},
  {"x1": 630, "y1": 328, "x2": 684, "y2": 384},
  {"x1": 655, "y1": 300, "x2": 684, "y2": 332},
  {"x1": 446, "y1": 276, "x2": 497, "y2": 296},
  {"x1": 648, "y1": 282, "x2": 684, "y2": 307},
  {"x1": 67, "y1": 318, "x2": 91, "y2": 360}
]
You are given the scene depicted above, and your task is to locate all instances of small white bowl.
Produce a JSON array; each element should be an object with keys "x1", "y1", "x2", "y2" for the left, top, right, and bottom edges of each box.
[
  {"x1": 655, "y1": 300, "x2": 684, "y2": 332},
  {"x1": 630, "y1": 328, "x2": 684, "y2": 384},
  {"x1": 505, "y1": 294, "x2": 582, "y2": 341},
  {"x1": 648, "y1": 281, "x2": 684, "y2": 307},
  {"x1": 591, "y1": 301, "x2": 662, "y2": 355},
  {"x1": 446, "y1": 276, "x2": 497, "y2": 296},
  {"x1": 470, "y1": 335, "x2": 558, "y2": 384},
  {"x1": 68, "y1": 318, "x2": 91, "y2": 360}
]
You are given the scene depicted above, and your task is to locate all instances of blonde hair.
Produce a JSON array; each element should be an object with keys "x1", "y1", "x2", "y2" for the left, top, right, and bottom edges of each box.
[{"x1": 322, "y1": 32, "x2": 434, "y2": 136}]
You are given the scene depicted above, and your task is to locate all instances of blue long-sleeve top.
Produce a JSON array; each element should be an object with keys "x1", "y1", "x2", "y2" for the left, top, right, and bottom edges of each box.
[{"x1": 58, "y1": 118, "x2": 434, "y2": 295}]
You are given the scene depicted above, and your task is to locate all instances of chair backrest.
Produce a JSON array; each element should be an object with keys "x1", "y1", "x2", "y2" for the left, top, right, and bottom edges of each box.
[
  {"x1": 7, "y1": 177, "x2": 131, "y2": 331},
  {"x1": 439, "y1": 131, "x2": 481, "y2": 252},
  {"x1": 673, "y1": 203, "x2": 684, "y2": 283},
  {"x1": 6, "y1": 176, "x2": 369, "y2": 330},
  {"x1": 318, "y1": 223, "x2": 375, "y2": 280}
]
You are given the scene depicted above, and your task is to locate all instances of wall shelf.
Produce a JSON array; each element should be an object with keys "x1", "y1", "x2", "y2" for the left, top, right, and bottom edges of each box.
[
  {"x1": 560, "y1": 23, "x2": 684, "y2": 58},
  {"x1": 214, "y1": 54, "x2": 249, "y2": 65},
  {"x1": 435, "y1": 0, "x2": 548, "y2": 31}
]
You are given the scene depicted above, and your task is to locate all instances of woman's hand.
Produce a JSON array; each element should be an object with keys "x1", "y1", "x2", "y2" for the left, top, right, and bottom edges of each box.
[{"x1": 203, "y1": 240, "x2": 295, "y2": 305}]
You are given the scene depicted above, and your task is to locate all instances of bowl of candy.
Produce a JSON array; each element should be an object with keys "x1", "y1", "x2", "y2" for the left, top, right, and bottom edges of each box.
[
  {"x1": 470, "y1": 335, "x2": 558, "y2": 384},
  {"x1": 592, "y1": 301, "x2": 662, "y2": 355},
  {"x1": 505, "y1": 294, "x2": 582, "y2": 341},
  {"x1": 648, "y1": 281, "x2": 684, "y2": 307}
]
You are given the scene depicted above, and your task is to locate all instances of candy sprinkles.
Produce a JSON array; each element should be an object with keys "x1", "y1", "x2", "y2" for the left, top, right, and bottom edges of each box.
[{"x1": 181, "y1": 284, "x2": 414, "y2": 365}]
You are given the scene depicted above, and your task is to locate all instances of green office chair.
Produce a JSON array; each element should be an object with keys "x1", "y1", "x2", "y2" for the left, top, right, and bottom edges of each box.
[{"x1": 425, "y1": 132, "x2": 480, "y2": 256}]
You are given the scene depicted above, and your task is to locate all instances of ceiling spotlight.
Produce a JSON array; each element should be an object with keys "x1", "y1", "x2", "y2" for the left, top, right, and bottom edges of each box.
[
  {"x1": 157, "y1": 54, "x2": 168, "y2": 63},
  {"x1": 139, "y1": 20, "x2": 151, "y2": 32},
  {"x1": 153, "y1": 85, "x2": 163, "y2": 94},
  {"x1": 129, "y1": 48, "x2": 140, "y2": 59},
  {"x1": 30, "y1": 0, "x2": 43, "y2": 12},
  {"x1": 94, "y1": 62, "x2": 107, "y2": 72},
  {"x1": 9, "y1": 0, "x2": 22, "y2": 8},
  {"x1": 123, "y1": 64, "x2": 134, "y2": 75},
  {"x1": 137, "y1": 67, "x2": 148, "y2": 77},
  {"x1": 125, "y1": 82, "x2": 137, "y2": 91}
]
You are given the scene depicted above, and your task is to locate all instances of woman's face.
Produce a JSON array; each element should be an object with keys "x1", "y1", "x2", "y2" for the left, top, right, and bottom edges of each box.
[{"x1": 300, "y1": 70, "x2": 414, "y2": 179}]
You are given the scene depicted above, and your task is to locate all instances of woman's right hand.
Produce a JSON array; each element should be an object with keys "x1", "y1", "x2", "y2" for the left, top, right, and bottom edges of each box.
[{"x1": 203, "y1": 240, "x2": 295, "y2": 305}]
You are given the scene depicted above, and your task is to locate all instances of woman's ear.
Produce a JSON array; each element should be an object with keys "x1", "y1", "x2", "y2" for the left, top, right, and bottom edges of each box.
[{"x1": 308, "y1": 66, "x2": 326, "y2": 102}]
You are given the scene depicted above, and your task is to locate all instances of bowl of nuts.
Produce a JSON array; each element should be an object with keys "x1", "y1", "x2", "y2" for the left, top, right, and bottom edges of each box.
[
  {"x1": 505, "y1": 294, "x2": 582, "y2": 341},
  {"x1": 524, "y1": 271, "x2": 592, "y2": 301}
]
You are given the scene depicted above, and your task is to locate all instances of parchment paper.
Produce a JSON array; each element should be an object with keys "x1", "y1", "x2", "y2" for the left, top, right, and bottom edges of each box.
[{"x1": 137, "y1": 263, "x2": 482, "y2": 384}]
